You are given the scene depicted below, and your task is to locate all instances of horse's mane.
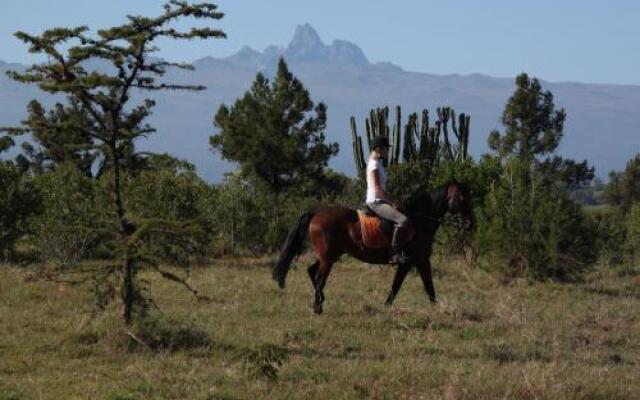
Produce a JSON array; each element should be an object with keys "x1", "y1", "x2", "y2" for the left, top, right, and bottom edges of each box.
[{"x1": 405, "y1": 184, "x2": 448, "y2": 218}]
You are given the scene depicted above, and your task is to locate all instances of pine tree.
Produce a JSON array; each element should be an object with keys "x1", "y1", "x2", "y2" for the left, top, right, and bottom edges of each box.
[
  {"x1": 211, "y1": 58, "x2": 339, "y2": 220},
  {"x1": 479, "y1": 73, "x2": 597, "y2": 280},
  {"x1": 2, "y1": 1, "x2": 225, "y2": 324},
  {"x1": 488, "y1": 73, "x2": 566, "y2": 161},
  {"x1": 11, "y1": 99, "x2": 96, "y2": 177},
  {"x1": 604, "y1": 154, "x2": 640, "y2": 212}
]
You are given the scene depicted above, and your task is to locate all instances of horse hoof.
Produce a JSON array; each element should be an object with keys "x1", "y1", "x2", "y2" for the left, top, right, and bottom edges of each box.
[
  {"x1": 314, "y1": 303, "x2": 323, "y2": 314},
  {"x1": 384, "y1": 300, "x2": 393, "y2": 307},
  {"x1": 429, "y1": 297, "x2": 437, "y2": 304}
]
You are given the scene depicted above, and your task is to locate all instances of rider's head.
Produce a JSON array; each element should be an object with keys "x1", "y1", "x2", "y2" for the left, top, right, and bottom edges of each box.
[{"x1": 372, "y1": 136, "x2": 390, "y2": 160}]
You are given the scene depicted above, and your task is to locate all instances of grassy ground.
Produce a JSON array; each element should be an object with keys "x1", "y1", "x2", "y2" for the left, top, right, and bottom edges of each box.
[{"x1": 1, "y1": 256, "x2": 639, "y2": 400}]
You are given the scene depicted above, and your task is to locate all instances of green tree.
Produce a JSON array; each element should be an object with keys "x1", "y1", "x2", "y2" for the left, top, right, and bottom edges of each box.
[
  {"x1": 476, "y1": 159, "x2": 597, "y2": 280},
  {"x1": 479, "y1": 74, "x2": 597, "y2": 280},
  {"x1": 3, "y1": 1, "x2": 225, "y2": 324},
  {"x1": 123, "y1": 167, "x2": 213, "y2": 264},
  {"x1": 0, "y1": 162, "x2": 41, "y2": 262},
  {"x1": 9, "y1": 100, "x2": 97, "y2": 177},
  {"x1": 210, "y1": 58, "x2": 339, "y2": 222},
  {"x1": 30, "y1": 163, "x2": 112, "y2": 263},
  {"x1": 488, "y1": 73, "x2": 566, "y2": 161},
  {"x1": 604, "y1": 154, "x2": 640, "y2": 212}
]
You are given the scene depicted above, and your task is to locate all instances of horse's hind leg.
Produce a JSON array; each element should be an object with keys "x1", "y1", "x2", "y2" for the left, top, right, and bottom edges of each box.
[
  {"x1": 385, "y1": 263, "x2": 412, "y2": 306},
  {"x1": 313, "y1": 259, "x2": 335, "y2": 315},
  {"x1": 307, "y1": 261, "x2": 319, "y2": 289}
]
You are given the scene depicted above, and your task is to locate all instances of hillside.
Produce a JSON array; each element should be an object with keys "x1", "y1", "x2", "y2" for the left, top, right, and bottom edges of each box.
[{"x1": 2, "y1": 24, "x2": 639, "y2": 181}]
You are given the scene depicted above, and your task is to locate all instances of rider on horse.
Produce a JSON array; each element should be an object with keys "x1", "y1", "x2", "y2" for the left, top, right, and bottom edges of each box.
[{"x1": 366, "y1": 136, "x2": 411, "y2": 264}]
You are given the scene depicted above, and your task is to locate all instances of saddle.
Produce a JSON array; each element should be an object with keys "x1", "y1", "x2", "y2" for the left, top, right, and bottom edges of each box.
[{"x1": 357, "y1": 204, "x2": 416, "y2": 249}]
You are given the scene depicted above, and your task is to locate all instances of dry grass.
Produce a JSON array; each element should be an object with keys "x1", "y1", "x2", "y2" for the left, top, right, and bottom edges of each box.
[{"x1": 1, "y1": 258, "x2": 639, "y2": 400}]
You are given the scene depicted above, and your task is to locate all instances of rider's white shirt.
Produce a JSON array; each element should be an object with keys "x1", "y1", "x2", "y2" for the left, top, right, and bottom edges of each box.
[{"x1": 366, "y1": 157, "x2": 386, "y2": 204}]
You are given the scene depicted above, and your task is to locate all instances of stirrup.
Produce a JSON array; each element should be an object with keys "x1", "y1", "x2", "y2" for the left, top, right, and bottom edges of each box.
[{"x1": 389, "y1": 250, "x2": 411, "y2": 264}]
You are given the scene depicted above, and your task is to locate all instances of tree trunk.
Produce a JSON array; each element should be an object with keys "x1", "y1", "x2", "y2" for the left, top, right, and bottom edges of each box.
[
  {"x1": 110, "y1": 142, "x2": 135, "y2": 325},
  {"x1": 122, "y1": 252, "x2": 134, "y2": 325}
]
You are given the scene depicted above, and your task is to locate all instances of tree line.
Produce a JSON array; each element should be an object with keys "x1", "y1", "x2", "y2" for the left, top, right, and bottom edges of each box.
[{"x1": 1, "y1": 1, "x2": 639, "y2": 324}]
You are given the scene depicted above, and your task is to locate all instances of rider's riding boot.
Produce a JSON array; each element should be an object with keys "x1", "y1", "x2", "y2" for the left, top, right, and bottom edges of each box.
[{"x1": 389, "y1": 226, "x2": 411, "y2": 264}]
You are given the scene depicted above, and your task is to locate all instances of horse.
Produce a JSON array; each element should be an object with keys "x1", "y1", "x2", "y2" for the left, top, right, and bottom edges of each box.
[{"x1": 273, "y1": 180, "x2": 474, "y2": 314}]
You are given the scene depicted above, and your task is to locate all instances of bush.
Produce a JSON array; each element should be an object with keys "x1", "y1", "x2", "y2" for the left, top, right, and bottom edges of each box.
[
  {"x1": 209, "y1": 172, "x2": 273, "y2": 255},
  {"x1": 0, "y1": 162, "x2": 41, "y2": 261},
  {"x1": 588, "y1": 207, "x2": 626, "y2": 266},
  {"x1": 29, "y1": 163, "x2": 112, "y2": 263},
  {"x1": 123, "y1": 168, "x2": 215, "y2": 264},
  {"x1": 475, "y1": 159, "x2": 598, "y2": 281},
  {"x1": 625, "y1": 203, "x2": 640, "y2": 265}
]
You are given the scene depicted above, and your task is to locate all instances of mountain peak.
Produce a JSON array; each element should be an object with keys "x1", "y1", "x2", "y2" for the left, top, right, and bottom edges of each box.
[
  {"x1": 289, "y1": 23, "x2": 324, "y2": 48},
  {"x1": 329, "y1": 40, "x2": 369, "y2": 66},
  {"x1": 285, "y1": 24, "x2": 329, "y2": 62}
]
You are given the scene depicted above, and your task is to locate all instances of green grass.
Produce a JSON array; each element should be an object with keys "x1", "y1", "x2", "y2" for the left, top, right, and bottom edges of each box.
[{"x1": 1, "y1": 257, "x2": 639, "y2": 399}]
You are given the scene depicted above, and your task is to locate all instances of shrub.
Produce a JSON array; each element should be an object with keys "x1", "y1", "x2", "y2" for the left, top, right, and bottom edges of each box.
[
  {"x1": 589, "y1": 207, "x2": 626, "y2": 266},
  {"x1": 123, "y1": 168, "x2": 214, "y2": 264},
  {"x1": 475, "y1": 159, "x2": 598, "y2": 281},
  {"x1": 0, "y1": 162, "x2": 41, "y2": 262},
  {"x1": 29, "y1": 163, "x2": 112, "y2": 263},
  {"x1": 625, "y1": 203, "x2": 640, "y2": 265}
]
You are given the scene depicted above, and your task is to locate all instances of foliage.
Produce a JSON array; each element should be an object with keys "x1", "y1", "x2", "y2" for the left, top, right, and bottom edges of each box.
[
  {"x1": 211, "y1": 58, "x2": 339, "y2": 214},
  {"x1": 488, "y1": 73, "x2": 566, "y2": 160},
  {"x1": 604, "y1": 153, "x2": 640, "y2": 212},
  {"x1": 537, "y1": 156, "x2": 595, "y2": 190},
  {"x1": 11, "y1": 100, "x2": 97, "y2": 177},
  {"x1": 123, "y1": 167, "x2": 213, "y2": 264},
  {"x1": 478, "y1": 74, "x2": 598, "y2": 280},
  {"x1": 3, "y1": 1, "x2": 226, "y2": 324},
  {"x1": 209, "y1": 170, "x2": 359, "y2": 255},
  {"x1": 30, "y1": 163, "x2": 113, "y2": 263},
  {"x1": 475, "y1": 159, "x2": 598, "y2": 280},
  {"x1": 588, "y1": 207, "x2": 627, "y2": 266},
  {"x1": 0, "y1": 162, "x2": 41, "y2": 261},
  {"x1": 625, "y1": 203, "x2": 640, "y2": 265},
  {"x1": 208, "y1": 171, "x2": 273, "y2": 255}
]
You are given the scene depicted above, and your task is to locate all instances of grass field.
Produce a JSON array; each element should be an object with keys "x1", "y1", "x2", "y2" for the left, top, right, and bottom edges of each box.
[{"x1": 1, "y1": 256, "x2": 639, "y2": 400}]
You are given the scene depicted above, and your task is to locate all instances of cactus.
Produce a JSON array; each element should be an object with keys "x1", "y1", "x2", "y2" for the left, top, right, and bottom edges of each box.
[
  {"x1": 351, "y1": 105, "x2": 470, "y2": 179},
  {"x1": 351, "y1": 106, "x2": 402, "y2": 176}
]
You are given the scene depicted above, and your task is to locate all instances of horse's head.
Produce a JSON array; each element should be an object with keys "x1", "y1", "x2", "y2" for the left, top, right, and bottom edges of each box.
[{"x1": 444, "y1": 180, "x2": 474, "y2": 231}]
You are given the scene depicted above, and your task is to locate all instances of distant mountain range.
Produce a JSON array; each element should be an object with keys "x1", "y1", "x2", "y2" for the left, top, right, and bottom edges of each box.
[{"x1": 2, "y1": 24, "x2": 639, "y2": 181}]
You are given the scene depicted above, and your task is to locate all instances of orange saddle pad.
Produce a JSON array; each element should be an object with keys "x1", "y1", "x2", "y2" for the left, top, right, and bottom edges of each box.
[{"x1": 357, "y1": 211, "x2": 415, "y2": 249}]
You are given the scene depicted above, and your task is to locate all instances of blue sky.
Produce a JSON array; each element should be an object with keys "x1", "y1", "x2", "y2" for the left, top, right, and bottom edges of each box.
[{"x1": 1, "y1": 0, "x2": 639, "y2": 85}]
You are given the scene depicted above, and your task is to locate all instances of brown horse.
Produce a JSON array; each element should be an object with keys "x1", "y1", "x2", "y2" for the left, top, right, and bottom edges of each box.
[{"x1": 273, "y1": 181, "x2": 474, "y2": 314}]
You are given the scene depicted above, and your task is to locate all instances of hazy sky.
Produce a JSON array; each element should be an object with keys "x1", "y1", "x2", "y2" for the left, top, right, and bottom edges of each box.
[{"x1": 1, "y1": 0, "x2": 639, "y2": 85}]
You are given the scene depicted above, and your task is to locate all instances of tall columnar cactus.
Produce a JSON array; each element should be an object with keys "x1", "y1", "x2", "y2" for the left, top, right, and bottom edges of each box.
[
  {"x1": 351, "y1": 106, "x2": 402, "y2": 178},
  {"x1": 351, "y1": 105, "x2": 470, "y2": 179}
]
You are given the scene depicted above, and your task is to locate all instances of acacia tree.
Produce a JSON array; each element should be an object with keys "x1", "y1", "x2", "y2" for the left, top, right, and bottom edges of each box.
[
  {"x1": 211, "y1": 58, "x2": 339, "y2": 221},
  {"x1": 2, "y1": 1, "x2": 225, "y2": 324}
]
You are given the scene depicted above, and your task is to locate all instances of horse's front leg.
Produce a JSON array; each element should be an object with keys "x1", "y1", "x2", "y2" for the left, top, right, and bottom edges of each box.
[
  {"x1": 417, "y1": 259, "x2": 437, "y2": 304},
  {"x1": 385, "y1": 263, "x2": 412, "y2": 306}
]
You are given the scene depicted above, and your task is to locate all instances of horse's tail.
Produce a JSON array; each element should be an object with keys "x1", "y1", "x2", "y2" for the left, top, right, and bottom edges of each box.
[{"x1": 273, "y1": 212, "x2": 314, "y2": 289}]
